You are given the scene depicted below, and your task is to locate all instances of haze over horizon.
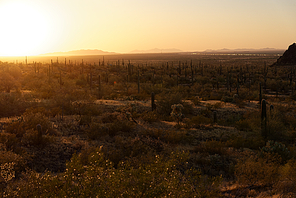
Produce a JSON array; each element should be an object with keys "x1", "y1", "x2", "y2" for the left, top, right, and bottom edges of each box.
[{"x1": 0, "y1": 0, "x2": 295, "y2": 56}]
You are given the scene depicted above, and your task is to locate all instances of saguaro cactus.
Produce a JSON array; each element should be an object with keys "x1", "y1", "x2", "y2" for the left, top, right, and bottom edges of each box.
[
  {"x1": 261, "y1": 99, "x2": 267, "y2": 140},
  {"x1": 213, "y1": 111, "x2": 217, "y2": 123},
  {"x1": 37, "y1": 124, "x2": 42, "y2": 143},
  {"x1": 259, "y1": 82, "x2": 262, "y2": 106},
  {"x1": 270, "y1": 104, "x2": 274, "y2": 117},
  {"x1": 151, "y1": 92, "x2": 156, "y2": 111},
  {"x1": 59, "y1": 70, "x2": 63, "y2": 88},
  {"x1": 90, "y1": 65, "x2": 93, "y2": 90},
  {"x1": 236, "y1": 75, "x2": 239, "y2": 95},
  {"x1": 138, "y1": 70, "x2": 140, "y2": 94},
  {"x1": 98, "y1": 75, "x2": 101, "y2": 99}
]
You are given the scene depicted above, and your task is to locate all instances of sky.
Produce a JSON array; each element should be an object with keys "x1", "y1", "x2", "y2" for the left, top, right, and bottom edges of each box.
[{"x1": 0, "y1": 0, "x2": 295, "y2": 56}]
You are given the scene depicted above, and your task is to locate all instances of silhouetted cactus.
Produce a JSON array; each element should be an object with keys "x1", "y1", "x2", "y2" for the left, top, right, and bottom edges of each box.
[
  {"x1": 259, "y1": 82, "x2": 262, "y2": 106},
  {"x1": 151, "y1": 92, "x2": 156, "y2": 111},
  {"x1": 270, "y1": 104, "x2": 274, "y2": 117},
  {"x1": 98, "y1": 75, "x2": 101, "y2": 99},
  {"x1": 36, "y1": 124, "x2": 42, "y2": 143},
  {"x1": 90, "y1": 65, "x2": 93, "y2": 90},
  {"x1": 59, "y1": 70, "x2": 63, "y2": 88},
  {"x1": 236, "y1": 75, "x2": 239, "y2": 95},
  {"x1": 138, "y1": 70, "x2": 140, "y2": 94},
  {"x1": 261, "y1": 99, "x2": 267, "y2": 140},
  {"x1": 213, "y1": 111, "x2": 217, "y2": 123}
]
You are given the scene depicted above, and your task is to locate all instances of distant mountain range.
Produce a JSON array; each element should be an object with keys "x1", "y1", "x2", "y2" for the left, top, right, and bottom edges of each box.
[
  {"x1": 201, "y1": 48, "x2": 285, "y2": 54},
  {"x1": 40, "y1": 47, "x2": 285, "y2": 56},
  {"x1": 41, "y1": 49, "x2": 117, "y2": 56},
  {"x1": 130, "y1": 48, "x2": 183, "y2": 53}
]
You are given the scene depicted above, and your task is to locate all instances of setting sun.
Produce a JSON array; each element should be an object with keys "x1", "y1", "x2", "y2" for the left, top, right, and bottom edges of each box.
[
  {"x1": 0, "y1": 1, "x2": 50, "y2": 56},
  {"x1": 0, "y1": 0, "x2": 295, "y2": 56}
]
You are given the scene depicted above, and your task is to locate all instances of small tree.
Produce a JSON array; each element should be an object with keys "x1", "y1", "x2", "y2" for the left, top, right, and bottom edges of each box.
[{"x1": 171, "y1": 104, "x2": 184, "y2": 125}]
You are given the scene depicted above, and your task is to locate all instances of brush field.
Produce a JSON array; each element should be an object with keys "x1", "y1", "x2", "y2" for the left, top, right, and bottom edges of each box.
[{"x1": 0, "y1": 53, "x2": 296, "y2": 197}]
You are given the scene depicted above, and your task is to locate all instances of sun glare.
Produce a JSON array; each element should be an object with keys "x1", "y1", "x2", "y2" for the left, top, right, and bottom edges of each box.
[{"x1": 0, "y1": 2, "x2": 50, "y2": 56}]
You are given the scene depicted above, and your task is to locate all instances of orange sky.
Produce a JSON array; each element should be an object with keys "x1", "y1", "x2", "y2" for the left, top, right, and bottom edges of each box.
[{"x1": 0, "y1": 0, "x2": 295, "y2": 56}]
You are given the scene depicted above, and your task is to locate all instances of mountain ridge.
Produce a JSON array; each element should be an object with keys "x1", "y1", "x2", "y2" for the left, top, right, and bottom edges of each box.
[{"x1": 40, "y1": 49, "x2": 118, "y2": 56}]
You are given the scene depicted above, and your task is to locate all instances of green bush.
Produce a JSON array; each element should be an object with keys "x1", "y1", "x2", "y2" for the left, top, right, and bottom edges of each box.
[
  {"x1": 260, "y1": 141, "x2": 290, "y2": 163},
  {"x1": 86, "y1": 123, "x2": 109, "y2": 140},
  {"x1": 106, "y1": 121, "x2": 136, "y2": 137},
  {"x1": 194, "y1": 140, "x2": 227, "y2": 156},
  {"x1": 6, "y1": 112, "x2": 53, "y2": 137},
  {"x1": 277, "y1": 159, "x2": 296, "y2": 193},
  {"x1": 226, "y1": 133, "x2": 265, "y2": 150},
  {"x1": 156, "y1": 92, "x2": 183, "y2": 116},
  {"x1": 0, "y1": 93, "x2": 31, "y2": 117},
  {"x1": 140, "y1": 111, "x2": 159, "y2": 123},
  {"x1": 186, "y1": 115, "x2": 213, "y2": 128},
  {"x1": 235, "y1": 153, "x2": 280, "y2": 187},
  {"x1": 144, "y1": 129, "x2": 187, "y2": 144},
  {"x1": 7, "y1": 148, "x2": 222, "y2": 197}
]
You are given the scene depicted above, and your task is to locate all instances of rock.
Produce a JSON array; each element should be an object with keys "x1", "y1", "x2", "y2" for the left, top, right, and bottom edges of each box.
[{"x1": 273, "y1": 43, "x2": 296, "y2": 66}]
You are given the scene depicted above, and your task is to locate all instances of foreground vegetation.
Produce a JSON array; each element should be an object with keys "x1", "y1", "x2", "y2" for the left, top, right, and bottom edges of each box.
[{"x1": 0, "y1": 53, "x2": 296, "y2": 197}]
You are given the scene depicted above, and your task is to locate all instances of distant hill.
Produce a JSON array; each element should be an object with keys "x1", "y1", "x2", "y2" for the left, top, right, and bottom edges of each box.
[
  {"x1": 130, "y1": 48, "x2": 183, "y2": 54},
  {"x1": 201, "y1": 48, "x2": 285, "y2": 54},
  {"x1": 41, "y1": 49, "x2": 118, "y2": 56}
]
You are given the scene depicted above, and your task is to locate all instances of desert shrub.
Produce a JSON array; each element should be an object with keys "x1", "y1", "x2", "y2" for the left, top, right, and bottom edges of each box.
[
  {"x1": 23, "y1": 112, "x2": 52, "y2": 132},
  {"x1": 186, "y1": 115, "x2": 213, "y2": 128},
  {"x1": 163, "y1": 75, "x2": 178, "y2": 88},
  {"x1": 139, "y1": 83, "x2": 163, "y2": 95},
  {"x1": 267, "y1": 109, "x2": 287, "y2": 141},
  {"x1": 226, "y1": 133, "x2": 265, "y2": 150},
  {"x1": 277, "y1": 158, "x2": 296, "y2": 193},
  {"x1": 86, "y1": 123, "x2": 109, "y2": 140},
  {"x1": 205, "y1": 102, "x2": 223, "y2": 111},
  {"x1": 191, "y1": 141, "x2": 235, "y2": 178},
  {"x1": 0, "y1": 93, "x2": 31, "y2": 117},
  {"x1": 102, "y1": 136, "x2": 153, "y2": 167},
  {"x1": 190, "y1": 96, "x2": 201, "y2": 106},
  {"x1": 140, "y1": 111, "x2": 159, "y2": 123},
  {"x1": 75, "y1": 75, "x2": 87, "y2": 87},
  {"x1": 156, "y1": 92, "x2": 183, "y2": 116},
  {"x1": 235, "y1": 152, "x2": 280, "y2": 187},
  {"x1": 194, "y1": 140, "x2": 227, "y2": 156},
  {"x1": 5, "y1": 112, "x2": 55, "y2": 148},
  {"x1": 99, "y1": 112, "x2": 122, "y2": 123},
  {"x1": 106, "y1": 120, "x2": 136, "y2": 137},
  {"x1": 155, "y1": 91, "x2": 193, "y2": 118},
  {"x1": 197, "y1": 86, "x2": 212, "y2": 100},
  {"x1": 79, "y1": 114, "x2": 92, "y2": 125},
  {"x1": 21, "y1": 129, "x2": 54, "y2": 148},
  {"x1": 233, "y1": 110, "x2": 260, "y2": 131},
  {"x1": 182, "y1": 101, "x2": 194, "y2": 115},
  {"x1": 0, "y1": 71, "x2": 19, "y2": 93},
  {"x1": 235, "y1": 119, "x2": 252, "y2": 131},
  {"x1": 260, "y1": 141, "x2": 290, "y2": 163},
  {"x1": 170, "y1": 104, "x2": 184, "y2": 124},
  {"x1": 0, "y1": 150, "x2": 26, "y2": 178},
  {"x1": 8, "y1": 148, "x2": 222, "y2": 197},
  {"x1": 191, "y1": 153, "x2": 235, "y2": 178},
  {"x1": 221, "y1": 95, "x2": 233, "y2": 103},
  {"x1": 39, "y1": 84, "x2": 56, "y2": 99},
  {"x1": 24, "y1": 107, "x2": 51, "y2": 117},
  {"x1": 144, "y1": 129, "x2": 187, "y2": 144}
]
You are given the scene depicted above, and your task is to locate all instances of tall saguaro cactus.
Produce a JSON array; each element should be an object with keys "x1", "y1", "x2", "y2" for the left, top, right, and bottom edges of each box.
[
  {"x1": 98, "y1": 75, "x2": 101, "y2": 99},
  {"x1": 261, "y1": 99, "x2": 267, "y2": 140},
  {"x1": 37, "y1": 124, "x2": 42, "y2": 143},
  {"x1": 259, "y1": 82, "x2": 262, "y2": 106},
  {"x1": 138, "y1": 70, "x2": 140, "y2": 94},
  {"x1": 151, "y1": 92, "x2": 156, "y2": 111}
]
